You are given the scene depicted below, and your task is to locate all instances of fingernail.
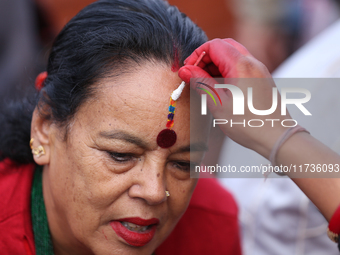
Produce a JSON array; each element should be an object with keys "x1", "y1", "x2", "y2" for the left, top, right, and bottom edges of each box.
[
  {"x1": 184, "y1": 57, "x2": 190, "y2": 65},
  {"x1": 178, "y1": 67, "x2": 192, "y2": 84}
]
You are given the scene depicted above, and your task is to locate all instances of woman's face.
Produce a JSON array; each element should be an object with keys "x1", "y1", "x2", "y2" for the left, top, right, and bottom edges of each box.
[{"x1": 41, "y1": 62, "x2": 207, "y2": 254}]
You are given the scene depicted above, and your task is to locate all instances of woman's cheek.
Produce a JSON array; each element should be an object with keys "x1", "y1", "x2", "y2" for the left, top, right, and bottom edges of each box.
[
  {"x1": 168, "y1": 177, "x2": 197, "y2": 217},
  {"x1": 155, "y1": 178, "x2": 197, "y2": 245}
]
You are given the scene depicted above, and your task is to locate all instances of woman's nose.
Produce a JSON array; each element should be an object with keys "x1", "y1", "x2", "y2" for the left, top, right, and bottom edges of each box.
[{"x1": 128, "y1": 165, "x2": 167, "y2": 205}]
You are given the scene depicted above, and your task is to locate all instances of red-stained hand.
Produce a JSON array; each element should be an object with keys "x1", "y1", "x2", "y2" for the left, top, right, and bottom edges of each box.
[
  {"x1": 178, "y1": 38, "x2": 291, "y2": 159},
  {"x1": 179, "y1": 38, "x2": 270, "y2": 81}
]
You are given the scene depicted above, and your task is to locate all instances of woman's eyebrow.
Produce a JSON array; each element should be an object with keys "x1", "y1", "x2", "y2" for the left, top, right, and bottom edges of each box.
[
  {"x1": 99, "y1": 130, "x2": 148, "y2": 149},
  {"x1": 99, "y1": 131, "x2": 208, "y2": 152}
]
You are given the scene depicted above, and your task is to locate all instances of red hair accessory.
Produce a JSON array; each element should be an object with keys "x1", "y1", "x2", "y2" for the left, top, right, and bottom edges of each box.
[{"x1": 35, "y1": 71, "x2": 48, "y2": 91}]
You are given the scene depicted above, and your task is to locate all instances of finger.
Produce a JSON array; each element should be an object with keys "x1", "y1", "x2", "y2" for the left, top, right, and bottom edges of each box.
[
  {"x1": 204, "y1": 63, "x2": 221, "y2": 77},
  {"x1": 178, "y1": 65, "x2": 211, "y2": 84},
  {"x1": 184, "y1": 41, "x2": 213, "y2": 66},
  {"x1": 184, "y1": 39, "x2": 245, "y2": 77},
  {"x1": 184, "y1": 38, "x2": 251, "y2": 66}
]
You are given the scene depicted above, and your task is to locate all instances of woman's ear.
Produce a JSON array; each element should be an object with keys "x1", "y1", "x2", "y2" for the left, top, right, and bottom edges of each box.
[{"x1": 30, "y1": 107, "x2": 52, "y2": 165}]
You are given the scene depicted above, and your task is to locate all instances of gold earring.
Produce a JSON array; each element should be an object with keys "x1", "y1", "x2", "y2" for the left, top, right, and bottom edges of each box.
[
  {"x1": 29, "y1": 138, "x2": 34, "y2": 149},
  {"x1": 165, "y1": 190, "x2": 170, "y2": 197},
  {"x1": 30, "y1": 138, "x2": 45, "y2": 158}
]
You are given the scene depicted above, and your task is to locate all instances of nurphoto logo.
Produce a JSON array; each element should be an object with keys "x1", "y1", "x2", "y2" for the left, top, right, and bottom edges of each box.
[{"x1": 200, "y1": 83, "x2": 312, "y2": 128}]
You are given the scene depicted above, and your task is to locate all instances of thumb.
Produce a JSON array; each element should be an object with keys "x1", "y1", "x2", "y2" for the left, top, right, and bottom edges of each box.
[{"x1": 178, "y1": 65, "x2": 212, "y2": 85}]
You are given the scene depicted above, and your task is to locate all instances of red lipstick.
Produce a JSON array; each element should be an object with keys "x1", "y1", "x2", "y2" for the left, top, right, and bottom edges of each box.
[{"x1": 110, "y1": 217, "x2": 159, "y2": 247}]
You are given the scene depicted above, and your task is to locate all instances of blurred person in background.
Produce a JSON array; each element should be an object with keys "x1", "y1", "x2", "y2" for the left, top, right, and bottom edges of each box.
[
  {"x1": 231, "y1": 0, "x2": 302, "y2": 72},
  {"x1": 0, "y1": 0, "x2": 39, "y2": 105},
  {"x1": 219, "y1": 0, "x2": 340, "y2": 254},
  {"x1": 230, "y1": 0, "x2": 340, "y2": 72}
]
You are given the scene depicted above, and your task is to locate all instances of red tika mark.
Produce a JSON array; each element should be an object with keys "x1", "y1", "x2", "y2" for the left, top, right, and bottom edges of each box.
[
  {"x1": 157, "y1": 129, "x2": 177, "y2": 148},
  {"x1": 171, "y1": 46, "x2": 180, "y2": 72}
]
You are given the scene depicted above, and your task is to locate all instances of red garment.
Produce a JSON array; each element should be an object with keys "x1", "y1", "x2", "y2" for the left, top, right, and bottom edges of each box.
[
  {"x1": 0, "y1": 159, "x2": 36, "y2": 255},
  {"x1": 0, "y1": 160, "x2": 241, "y2": 255}
]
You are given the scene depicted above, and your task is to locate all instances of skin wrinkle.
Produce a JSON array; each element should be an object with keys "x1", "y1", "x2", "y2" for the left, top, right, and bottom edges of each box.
[
  {"x1": 38, "y1": 62, "x2": 209, "y2": 255},
  {"x1": 104, "y1": 97, "x2": 164, "y2": 143},
  {"x1": 98, "y1": 131, "x2": 148, "y2": 150}
]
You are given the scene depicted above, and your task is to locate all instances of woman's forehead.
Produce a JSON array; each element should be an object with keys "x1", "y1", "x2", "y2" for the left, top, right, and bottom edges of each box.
[
  {"x1": 72, "y1": 63, "x2": 190, "y2": 142},
  {"x1": 95, "y1": 64, "x2": 184, "y2": 109},
  {"x1": 99, "y1": 62, "x2": 179, "y2": 92}
]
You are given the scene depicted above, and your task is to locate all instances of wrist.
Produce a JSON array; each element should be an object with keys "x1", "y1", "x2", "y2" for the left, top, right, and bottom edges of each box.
[
  {"x1": 252, "y1": 125, "x2": 310, "y2": 165},
  {"x1": 250, "y1": 125, "x2": 289, "y2": 160},
  {"x1": 270, "y1": 126, "x2": 310, "y2": 166}
]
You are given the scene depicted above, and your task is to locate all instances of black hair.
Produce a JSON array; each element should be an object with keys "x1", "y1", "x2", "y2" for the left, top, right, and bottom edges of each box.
[{"x1": 0, "y1": 0, "x2": 207, "y2": 164}]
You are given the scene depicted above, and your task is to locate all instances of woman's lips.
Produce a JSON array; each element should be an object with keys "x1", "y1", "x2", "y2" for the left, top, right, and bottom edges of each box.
[{"x1": 110, "y1": 217, "x2": 159, "y2": 247}]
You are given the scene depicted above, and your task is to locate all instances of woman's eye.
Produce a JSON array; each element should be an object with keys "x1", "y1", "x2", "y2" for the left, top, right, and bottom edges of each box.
[
  {"x1": 172, "y1": 161, "x2": 196, "y2": 172},
  {"x1": 108, "y1": 152, "x2": 135, "y2": 163}
]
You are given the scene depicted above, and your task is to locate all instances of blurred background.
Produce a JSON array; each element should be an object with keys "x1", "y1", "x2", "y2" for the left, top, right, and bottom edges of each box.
[
  {"x1": 2, "y1": 0, "x2": 340, "y2": 104},
  {"x1": 0, "y1": 0, "x2": 339, "y2": 100},
  {"x1": 1, "y1": 0, "x2": 339, "y2": 102},
  {"x1": 2, "y1": 0, "x2": 340, "y2": 254}
]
